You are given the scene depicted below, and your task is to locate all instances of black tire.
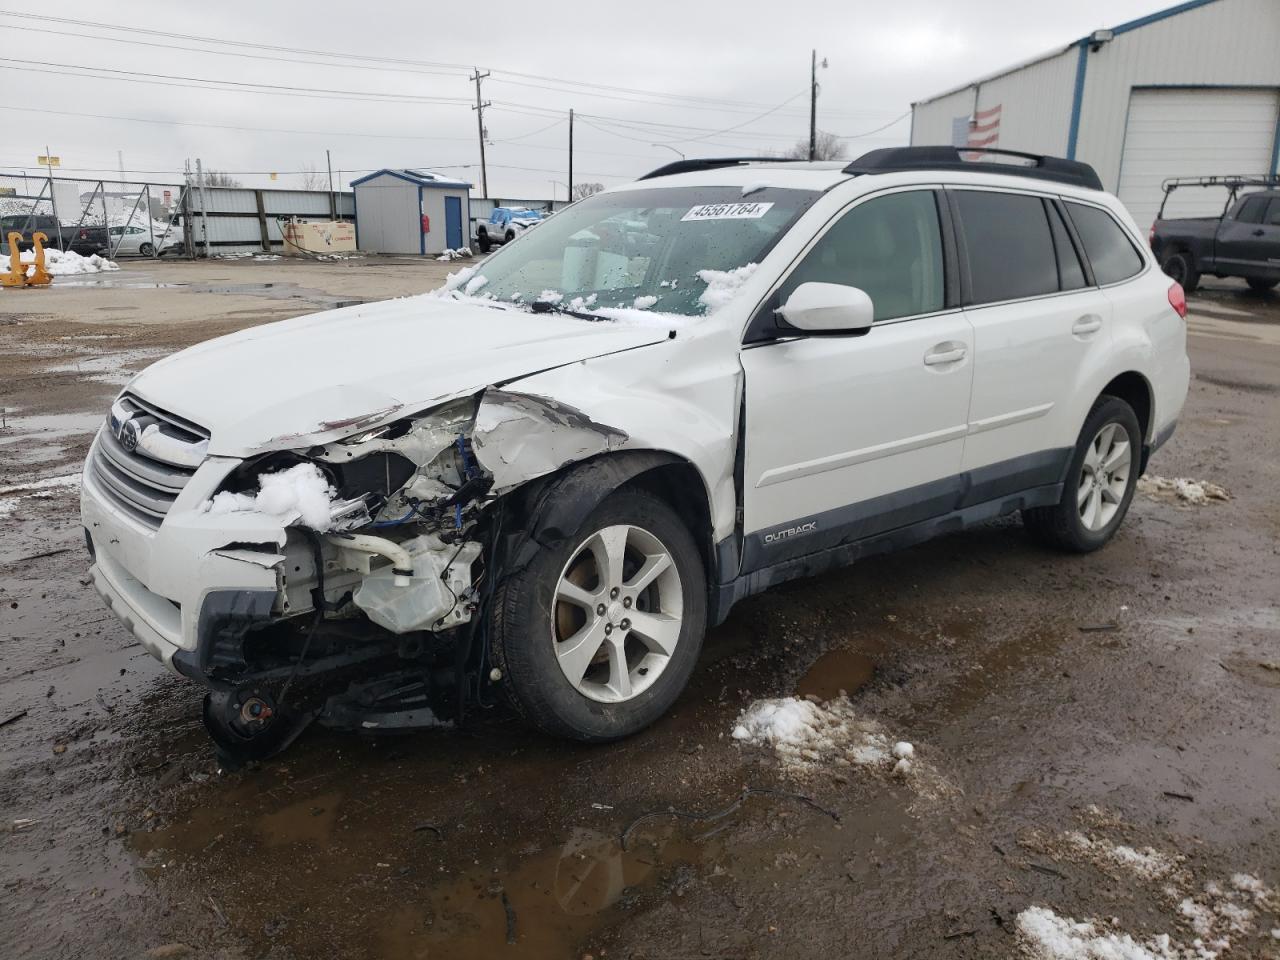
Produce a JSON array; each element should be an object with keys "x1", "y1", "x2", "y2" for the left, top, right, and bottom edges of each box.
[
  {"x1": 1245, "y1": 277, "x2": 1278, "y2": 293},
  {"x1": 505, "y1": 230, "x2": 515, "y2": 244},
  {"x1": 476, "y1": 232, "x2": 491, "y2": 253},
  {"x1": 1160, "y1": 250, "x2": 1200, "y2": 293},
  {"x1": 138, "y1": 242, "x2": 155, "y2": 258},
  {"x1": 1022, "y1": 396, "x2": 1142, "y2": 553},
  {"x1": 491, "y1": 487, "x2": 707, "y2": 742}
]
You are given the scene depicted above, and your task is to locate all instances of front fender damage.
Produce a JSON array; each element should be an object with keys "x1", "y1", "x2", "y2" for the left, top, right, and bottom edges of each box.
[{"x1": 190, "y1": 385, "x2": 633, "y2": 758}]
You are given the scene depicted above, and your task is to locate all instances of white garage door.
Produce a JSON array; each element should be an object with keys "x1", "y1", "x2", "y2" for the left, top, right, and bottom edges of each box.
[{"x1": 1117, "y1": 87, "x2": 1279, "y2": 231}]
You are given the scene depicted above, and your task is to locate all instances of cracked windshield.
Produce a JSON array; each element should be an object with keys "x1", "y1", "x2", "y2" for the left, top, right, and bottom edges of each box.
[{"x1": 465, "y1": 186, "x2": 819, "y2": 315}]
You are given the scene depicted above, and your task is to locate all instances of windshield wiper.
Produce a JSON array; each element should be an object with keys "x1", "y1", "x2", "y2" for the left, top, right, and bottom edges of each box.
[{"x1": 527, "y1": 300, "x2": 604, "y2": 322}]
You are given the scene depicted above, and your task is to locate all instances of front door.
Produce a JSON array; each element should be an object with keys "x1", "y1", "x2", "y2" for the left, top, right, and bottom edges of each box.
[
  {"x1": 1216, "y1": 195, "x2": 1280, "y2": 279},
  {"x1": 740, "y1": 188, "x2": 974, "y2": 573},
  {"x1": 444, "y1": 195, "x2": 463, "y2": 250}
]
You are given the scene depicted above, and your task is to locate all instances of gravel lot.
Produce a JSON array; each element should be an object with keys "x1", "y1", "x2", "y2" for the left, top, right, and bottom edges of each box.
[{"x1": 2, "y1": 258, "x2": 1278, "y2": 960}]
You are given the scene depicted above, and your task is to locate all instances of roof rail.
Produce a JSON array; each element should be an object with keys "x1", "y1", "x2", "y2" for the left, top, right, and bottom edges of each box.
[
  {"x1": 842, "y1": 146, "x2": 1104, "y2": 191},
  {"x1": 637, "y1": 157, "x2": 805, "y2": 181}
]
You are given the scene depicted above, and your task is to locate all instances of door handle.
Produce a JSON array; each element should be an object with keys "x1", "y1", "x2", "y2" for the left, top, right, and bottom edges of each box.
[
  {"x1": 923, "y1": 345, "x2": 966, "y2": 366},
  {"x1": 1072, "y1": 315, "x2": 1103, "y2": 335},
  {"x1": 1253, "y1": 229, "x2": 1266, "y2": 237}
]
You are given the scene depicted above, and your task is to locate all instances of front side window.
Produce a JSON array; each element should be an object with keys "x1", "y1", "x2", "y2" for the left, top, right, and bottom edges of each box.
[
  {"x1": 1266, "y1": 199, "x2": 1280, "y2": 226},
  {"x1": 775, "y1": 190, "x2": 945, "y2": 322},
  {"x1": 1237, "y1": 196, "x2": 1269, "y2": 224},
  {"x1": 954, "y1": 190, "x2": 1058, "y2": 305},
  {"x1": 1066, "y1": 202, "x2": 1144, "y2": 286},
  {"x1": 471, "y1": 186, "x2": 819, "y2": 317}
]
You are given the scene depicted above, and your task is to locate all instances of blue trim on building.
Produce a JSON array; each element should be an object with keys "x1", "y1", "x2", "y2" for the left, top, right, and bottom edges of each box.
[
  {"x1": 418, "y1": 185, "x2": 425, "y2": 256},
  {"x1": 352, "y1": 188, "x2": 359, "y2": 249},
  {"x1": 1108, "y1": 0, "x2": 1219, "y2": 36},
  {"x1": 1066, "y1": 40, "x2": 1090, "y2": 160},
  {"x1": 1272, "y1": 107, "x2": 1280, "y2": 175}
]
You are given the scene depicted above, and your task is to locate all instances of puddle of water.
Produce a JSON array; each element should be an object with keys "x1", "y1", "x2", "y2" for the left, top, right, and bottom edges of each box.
[
  {"x1": 0, "y1": 410, "x2": 102, "y2": 445},
  {"x1": 184, "y1": 281, "x2": 365, "y2": 311},
  {"x1": 795, "y1": 647, "x2": 876, "y2": 700},
  {"x1": 45, "y1": 351, "x2": 164, "y2": 384}
]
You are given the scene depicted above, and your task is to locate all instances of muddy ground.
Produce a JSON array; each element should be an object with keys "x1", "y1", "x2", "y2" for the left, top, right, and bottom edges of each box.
[{"x1": 1, "y1": 258, "x2": 1278, "y2": 960}]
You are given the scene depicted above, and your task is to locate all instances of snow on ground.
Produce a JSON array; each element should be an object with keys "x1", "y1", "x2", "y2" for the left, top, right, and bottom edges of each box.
[
  {"x1": 0, "y1": 474, "x2": 81, "y2": 519},
  {"x1": 0, "y1": 248, "x2": 119, "y2": 277},
  {"x1": 731, "y1": 696, "x2": 911, "y2": 774},
  {"x1": 697, "y1": 262, "x2": 758, "y2": 313},
  {"x1": 1137, "y1": 475, "x2": 1229, "y2": 505},
  {"x1": 1019, "y1": 815, "x2": 1277, "y2": 960},
  {"x1": 435, "y1": 247, "x2": 471, "y2": 261},
  {"x1": 201, "y1": 463, "x2": 335, "y2": 530}
]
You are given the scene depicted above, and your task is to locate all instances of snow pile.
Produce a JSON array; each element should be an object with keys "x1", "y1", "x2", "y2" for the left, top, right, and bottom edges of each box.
[
  {"x1": 741, "y1": 181, "x2": 770, "y2": 197},
  {"x1": 632, "y1": 294, "x2": 659, "y2": 310},
  {"x1": 731, "y1": 696, "x2": 904, "y2": 773},
  {"x1": 435, "y1": 247, "x2": 471, "y2": 261},
  {"x1": 535, "y1": 289, "x2": 563, "y2": 304},
  {"x1": 697, "y1": 262, "x2": 758, "y2": 313},
  {"x1": 1063, "y1": 831, "x2": 1177, "y2": 880},
  {"x1": 463, "y1": 274, "x2": 489, "y2": 296},
  {"x1": 436, "y1": 265, "x2": 478, "y2": 294},
  {"x1": 1016, "y1": 907, "x2": 1178, "y2": 960},
  {"x1": 567, "y1": 293, "x2": 597, "y2": 312},
  {"x1": 0, "y1": 248, "x2": 119, "y2": 277},
  {"x1": 1137, "y1": 475, "x2": 1229, "y2": 505},
  {"x1": 201, "y1": 463, "x2": 336, "y2": 530},
  {"x1": 0, "y1": 474, "x2": 81, "y2": 519}
]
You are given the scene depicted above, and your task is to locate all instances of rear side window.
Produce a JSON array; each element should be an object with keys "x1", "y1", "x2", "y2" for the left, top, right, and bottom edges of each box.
[
  {"x1": 1066, "y1": 202, "x2": 1144, "y2": 286},
  {"x1": 1266, "y1": 199, "x2": 1280, "y2": 226},
  {"x1": 954, "y1": 190, "x2": 1059, "y2": 304},
  {"x1": 776, "y1": 190, "x2": 945, "y2": 322},
  {"x1": 1048, "y1": 203, "x2": 1087, "y2": 291}
]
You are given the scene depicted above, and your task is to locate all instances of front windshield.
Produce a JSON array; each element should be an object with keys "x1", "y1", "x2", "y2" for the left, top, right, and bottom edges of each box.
[{"x1": 468, "y1": 185, "x2": 819, "y2": 317}]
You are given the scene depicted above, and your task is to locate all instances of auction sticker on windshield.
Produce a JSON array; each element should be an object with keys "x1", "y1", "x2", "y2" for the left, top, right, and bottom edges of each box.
[{"x1": 681, "y1": 202, "x2": 774, "y2": 222}]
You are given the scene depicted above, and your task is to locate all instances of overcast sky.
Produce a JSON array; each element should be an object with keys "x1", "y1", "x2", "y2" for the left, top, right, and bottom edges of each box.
[{"x1": 0, "y1": 0, "x2": 1170, "y2": 199}]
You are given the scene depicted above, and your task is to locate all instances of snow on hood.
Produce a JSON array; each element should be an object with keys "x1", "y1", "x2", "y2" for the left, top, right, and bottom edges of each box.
[{"x1": 126, "y1": 294, "x2": 670, "y2": 458}]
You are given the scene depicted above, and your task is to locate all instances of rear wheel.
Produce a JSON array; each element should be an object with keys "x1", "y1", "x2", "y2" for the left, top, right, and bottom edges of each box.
[
  {"x1": 1023, "y1": 396, "x2": 1141, "y2": 553},
  {"x1": 476, "y1": 232, "x2": 491, "y2": 253},
  {"x1": 1246, "y1": 277, "x2": 1278, "y2": 293},
  {"x1": 138, "y1": 242, "x2": 155, "y2": 257},
  {"x1": 491, "y1": 488, "x2": 706, "y2": 741},
  {"x1": 1160, "y1": 250, "x2": 1200, "y2": 293}
]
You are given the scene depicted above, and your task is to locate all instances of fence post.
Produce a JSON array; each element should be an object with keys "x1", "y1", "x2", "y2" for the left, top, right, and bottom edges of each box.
[
  {"x1": 254, "y1": 190, "x2": 271, "y2": 252},
  {"x1": 181, "y1": 183, "x2": 195, "y2": 260}
]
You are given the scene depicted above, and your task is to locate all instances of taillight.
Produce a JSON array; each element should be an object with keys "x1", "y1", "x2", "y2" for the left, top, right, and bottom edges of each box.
[{"x1": 1168, "y1": 282, "x2": 1187, "y2": 319}]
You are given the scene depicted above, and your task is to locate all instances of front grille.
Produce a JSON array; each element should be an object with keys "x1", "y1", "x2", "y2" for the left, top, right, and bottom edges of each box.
[{"x1": 91, "y1": 393, "x2": 209, "y2": 530}]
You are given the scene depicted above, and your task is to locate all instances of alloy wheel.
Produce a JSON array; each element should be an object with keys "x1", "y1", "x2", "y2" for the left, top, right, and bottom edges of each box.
[
  {"x1": 551, "y1": 524, "x2": 683, "y2": 703},
  {"x1": 1078, "y1": 421, "x2": 1132, "y2": 531}
]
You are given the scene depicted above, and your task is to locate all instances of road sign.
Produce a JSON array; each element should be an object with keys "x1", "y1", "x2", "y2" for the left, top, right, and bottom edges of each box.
[{"x1": 38, "y1": 156, "x2": 60, "y2": 167}]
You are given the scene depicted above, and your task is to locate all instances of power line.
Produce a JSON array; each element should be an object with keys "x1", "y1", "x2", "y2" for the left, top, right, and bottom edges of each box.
[{"x1": 0, "y1": 10, "x2": 885, "y2": 120}]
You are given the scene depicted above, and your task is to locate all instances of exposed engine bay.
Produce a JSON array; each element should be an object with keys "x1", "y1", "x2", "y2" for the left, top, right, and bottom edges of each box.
[{"x1": 192, "y1": 388, "x2": 627, "y2": 763}]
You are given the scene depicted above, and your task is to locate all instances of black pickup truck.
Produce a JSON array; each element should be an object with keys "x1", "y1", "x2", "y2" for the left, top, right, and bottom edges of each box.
[
  {"x1": 1150, "y1": 176, "x2": 1280, "y2": 293},
  {"x1": 0, "y1": 214, "x2": 109, "y2": 256}
]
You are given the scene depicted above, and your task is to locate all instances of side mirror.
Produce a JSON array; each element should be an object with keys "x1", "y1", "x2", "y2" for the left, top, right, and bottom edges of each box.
[{"x1": 776, "y1": 282, "x2": 875, "y2": 333}]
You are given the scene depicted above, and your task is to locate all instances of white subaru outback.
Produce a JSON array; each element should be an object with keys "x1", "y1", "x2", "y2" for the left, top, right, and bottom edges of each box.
[{"x1": 80, "y1": 147, "x2": 1189, "y2": 758}]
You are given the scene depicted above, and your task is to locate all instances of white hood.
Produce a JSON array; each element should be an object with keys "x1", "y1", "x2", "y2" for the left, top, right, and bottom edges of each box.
[{"x1": 127, "y1": 295, "x2": 670, "y2": 457}]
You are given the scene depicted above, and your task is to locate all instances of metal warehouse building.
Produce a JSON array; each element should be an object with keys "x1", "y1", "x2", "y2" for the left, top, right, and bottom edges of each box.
[
  {"x1": 351, "y1": 169, "x2": 471, "y2": 256},
  {"x1": 910, "y1": 0, "x2": 1280, "y2": 230}
]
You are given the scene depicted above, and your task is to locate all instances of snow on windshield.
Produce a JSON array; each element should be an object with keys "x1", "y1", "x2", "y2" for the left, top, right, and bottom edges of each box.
[{"x1": 434, "y1": 185, "x2": 816, "y2": 322}]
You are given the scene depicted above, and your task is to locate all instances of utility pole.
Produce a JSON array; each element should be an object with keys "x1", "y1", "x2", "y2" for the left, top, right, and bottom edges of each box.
[
  {"x1": 470, "y1": 68, "x2": 491, "y2": 199},
  {"x1": 326, "y1": 148, "x2": 335, "y2": 220},
  {"x1": 45, "y1": 144, "x2": 63, "y2": 252},
  {"x1": 117, "y1": 149, "x2": 125, "y2": 184},
  {"x1": 195, "y1": 157, "x2": 210, "y2": 259},
  {"x1": 809, "y1": 50, "x2": 818, "y2": 161},
  {"x1": 568, "y1": 108, "x2": 574, "y2": 203}
]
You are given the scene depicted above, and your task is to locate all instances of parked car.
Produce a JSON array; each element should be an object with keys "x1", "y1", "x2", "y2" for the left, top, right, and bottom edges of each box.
[
  {"x1": 107, "y1": 223, "x2": 181, "y2": 258},
  {"x1": 474, "y1": 206, "x2": 543, "y2": 252},
  {"x1": 81, "y1": 147, "x2": 1188, "y2": 760},
  {"x1": 1150, "y1": 176, "x2": 1280, "y2": 293},
  {"x1": 0, "y1": 214, "x2": 108, "y2": 256}
]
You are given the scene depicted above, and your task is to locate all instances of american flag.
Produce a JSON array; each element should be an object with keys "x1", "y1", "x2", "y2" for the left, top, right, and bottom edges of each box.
[{"x1": 952, "y1": 104, "x2": 1002, "y2": 155}]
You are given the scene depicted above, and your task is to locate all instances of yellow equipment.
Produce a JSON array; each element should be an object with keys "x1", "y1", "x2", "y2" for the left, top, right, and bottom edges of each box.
[{"x1": 1, "y1": 231, "x2": 51, "y2": 287}]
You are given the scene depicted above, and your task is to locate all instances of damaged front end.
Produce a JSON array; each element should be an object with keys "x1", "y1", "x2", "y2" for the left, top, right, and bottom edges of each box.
[{"x1": 184, "y1": 390, "x2": 626, "y2": 762}]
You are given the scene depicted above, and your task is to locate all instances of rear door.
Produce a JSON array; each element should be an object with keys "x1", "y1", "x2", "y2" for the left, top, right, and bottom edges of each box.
[
  {"x1": 739, "y1": 188, "x2": 974, "y2": 571},
  {"x1": 952, "y1": 188, "x2": 1116, "y2": 497}
]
